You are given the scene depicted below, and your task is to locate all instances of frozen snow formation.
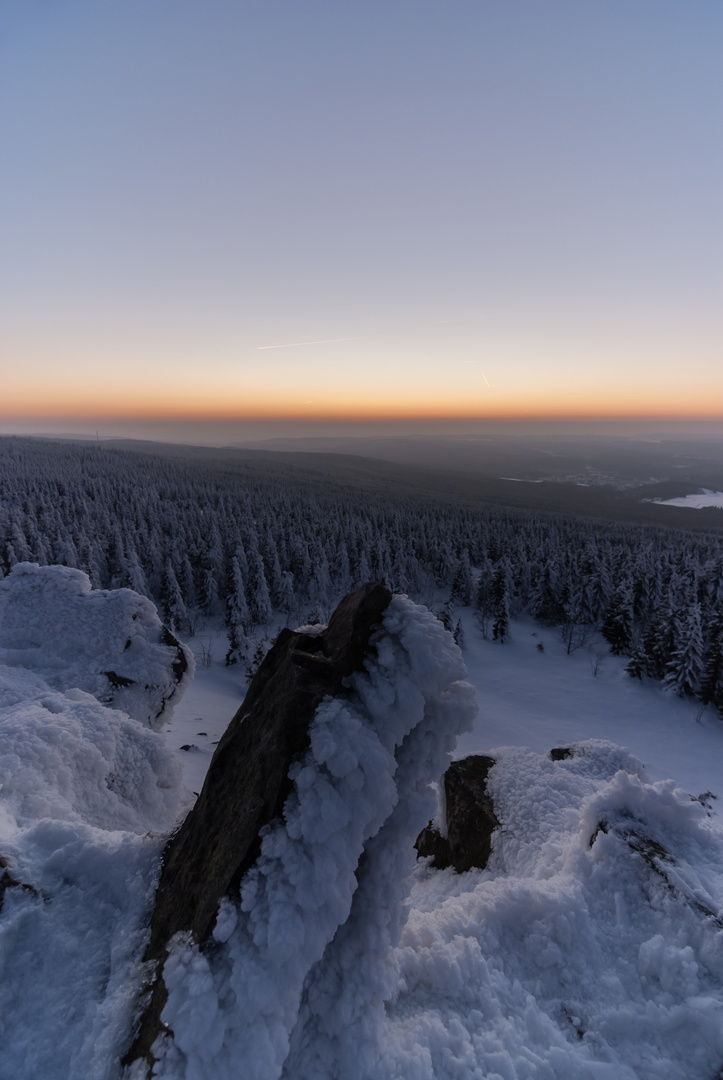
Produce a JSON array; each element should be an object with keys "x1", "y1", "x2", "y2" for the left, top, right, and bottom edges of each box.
[
  {"x1": 0, "y1": 562, "x2": 194, "y2": 728},
  {"x1": 389, "y1": 742, "x2": 723, "y2": 1080},
  {"x1": 145, "y1": 601, "x2": 723, "y2": 1080},
  {"x1": 0, "y1": 566, "x2": 191, "y2": 1080},
  {"x1": 145, "y1": 594, "x2": 478, "y2": 1080},
  {"x1": 3, "y1": 572, "x2": 723, "y2": 1080}
]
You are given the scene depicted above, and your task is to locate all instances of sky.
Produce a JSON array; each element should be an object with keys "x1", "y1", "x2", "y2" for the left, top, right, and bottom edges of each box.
[{"x1": 0, "y1": 0, "x2": 721, "y2": 438}]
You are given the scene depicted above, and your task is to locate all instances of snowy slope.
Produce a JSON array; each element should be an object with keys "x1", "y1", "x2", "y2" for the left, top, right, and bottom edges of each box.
[
  {"x1": 455, "y1": 610, "x2": 723, "y2": 797},
  {"x1": 2, "y1": 579, "x2": 723, "y2": 1080},
  {"x1": 168, "y1": 609, "x2": 723, "y2": 799}
]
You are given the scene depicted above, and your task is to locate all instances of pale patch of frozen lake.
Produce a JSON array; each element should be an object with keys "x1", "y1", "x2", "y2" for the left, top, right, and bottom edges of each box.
[{"x1": 647, "y1": 489, "x2": 723, "y2": 509}]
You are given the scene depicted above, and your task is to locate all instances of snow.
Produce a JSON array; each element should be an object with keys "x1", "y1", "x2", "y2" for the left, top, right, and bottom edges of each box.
[
  {"x1": 390, "y1": 743, "x2": 723, "y2": 1079},
  {"x1": 647, "y1": 490, "x2": 723, "y2": 509},
  {"x1": 0, "y1": 567, "x2": 191, "y2": 1080},
  {"x1": 166, "y1": 611, "x2": 723, "y2": 799},
  {"x1": 455, "y1": 611, "x2": 723, "y2": 796},
  {"x1": 161, "y1": 637, "x2": 247, "y2": 795},
  {"x1": 0, "y1": 563, "x2": 195, "y2": 729},
  {"x1": 3, "y1": 574, "x2": 723, "y2": 1080},
  {"x1": 152, "y1": 595, "x2": 477, "y2": 1079}
]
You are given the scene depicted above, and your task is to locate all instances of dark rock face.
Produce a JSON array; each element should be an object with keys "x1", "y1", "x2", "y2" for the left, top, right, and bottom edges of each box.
[
  {"x1": 0, "y1": 855, "x2": 39, "y2": 911},
  {"x1": 123, "y1": 581, "x2": 392, "y2": 1072},
  {"x1": 550, "y1": 747, "x2": 574, "y2": 761},
  {"x1": 415, "y1": 755, "x2": 499, "y2": 873}
]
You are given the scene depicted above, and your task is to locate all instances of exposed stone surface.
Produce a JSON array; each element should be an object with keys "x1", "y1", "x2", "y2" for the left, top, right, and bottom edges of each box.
[
  {"x1": 123, "y1": 581, "x2": 392, "y2": 1072},
  {"x1": 0, "y1": 855, "x2": 40, "y2": 910},
  {"x1": 415, "y1": 755, "x2": 499, "y2": 873},
  {"x1": 550, "y1": 747, "x2": 574, "y2": 761}
]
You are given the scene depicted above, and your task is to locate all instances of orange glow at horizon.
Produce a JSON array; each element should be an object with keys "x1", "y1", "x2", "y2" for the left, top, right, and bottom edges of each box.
[
  {"x1": 1, "y1": 388, "x2": 721, "y2": 421},
  {"x1": 3, "y1": 351, "x2": 723, "y2": 423}
]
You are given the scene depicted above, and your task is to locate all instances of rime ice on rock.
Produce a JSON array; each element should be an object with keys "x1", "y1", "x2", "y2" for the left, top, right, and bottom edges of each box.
[
  {"x1": 0, "y1": 563, "x2": 193, "y2": 728},
  {"x1": 125, "y1": 586, "x2": 477, "y2": 1079}
]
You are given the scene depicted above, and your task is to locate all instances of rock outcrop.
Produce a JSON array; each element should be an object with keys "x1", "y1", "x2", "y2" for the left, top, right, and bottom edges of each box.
[
  {"x1": 416, "y1": 754, "x2": 499, "y2": 872},
  {"x1": 123, "y1": 581, "x2": 392, "y2": 1072},
  {"x1": 0, "y1": 563, "x2": 192, "y2": 728}
]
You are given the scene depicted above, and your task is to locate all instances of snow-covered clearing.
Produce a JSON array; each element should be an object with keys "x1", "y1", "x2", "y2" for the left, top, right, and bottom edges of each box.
[
  {"x1": 2, "y1": 568, "x2": 723, "y2": 1079},
  {"x1": 170, "y1": 609, "x2": 723, "y2": 799}
]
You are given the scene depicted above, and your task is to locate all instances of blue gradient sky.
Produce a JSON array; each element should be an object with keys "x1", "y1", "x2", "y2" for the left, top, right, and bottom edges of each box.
[{"x1": 1, "y1": 0, "x2": 721, "y2": 431}]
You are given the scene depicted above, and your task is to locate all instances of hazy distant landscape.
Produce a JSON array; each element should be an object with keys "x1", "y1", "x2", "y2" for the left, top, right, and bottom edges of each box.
[{"x1": 86, "y1": 429, "x2": 723, "y2": 531}]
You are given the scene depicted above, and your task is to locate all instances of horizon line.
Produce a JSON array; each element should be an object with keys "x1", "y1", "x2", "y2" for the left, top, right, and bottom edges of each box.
[{"x1": 2, "y1": 411, "x2": 723, "y2": 424}]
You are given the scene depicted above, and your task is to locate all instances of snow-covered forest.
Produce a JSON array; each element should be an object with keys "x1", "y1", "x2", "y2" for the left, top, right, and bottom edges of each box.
[{"x1": 2, "y1": 437, "x2": 722, "y2": 712}]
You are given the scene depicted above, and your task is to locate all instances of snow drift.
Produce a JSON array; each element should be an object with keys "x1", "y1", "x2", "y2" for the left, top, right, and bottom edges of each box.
[
  {"x1": 0, "y1": 567, "x2": 191, "y2": 1080},
  {"x1": 389, "y1": 742, "x2": 723, "y2": 1080}
]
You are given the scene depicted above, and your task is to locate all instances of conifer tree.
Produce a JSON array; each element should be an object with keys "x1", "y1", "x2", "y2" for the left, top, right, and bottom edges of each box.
[
  {"x1": 491, "y1": 563, "x2": 510, "y2": 642},
  {"x1": 700, "y1": 614, "x2": 723, "y2": 715},
  {"x1": 160, "y1": 560, "x2": 189, "y2": 633},
  {"x1": 601, "y1": 582, "x2": 634, "y2": 655},
  {"x1": 664, "y1": 603, "x2": 704, "y2": 698},
  {"x1": 247, "y1": 549, "x2": 272, "y2": 625},
  {"x1": 225, "y1": 556, "x2": 251, "y2": 666}
]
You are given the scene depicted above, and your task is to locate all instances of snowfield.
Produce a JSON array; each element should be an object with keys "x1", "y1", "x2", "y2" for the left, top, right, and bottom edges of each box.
[{"x1": 1, "y1": 567, "x2": 723, "y2": 1079}]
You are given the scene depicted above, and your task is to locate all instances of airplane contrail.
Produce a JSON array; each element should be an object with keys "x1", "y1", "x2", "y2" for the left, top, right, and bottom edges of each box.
[
  {"x1": 463, "y1": 361, "x2": 491, "y2": 387},
  {"x1": 257, "y1": 337, "x2": 358, "y2": 350}
]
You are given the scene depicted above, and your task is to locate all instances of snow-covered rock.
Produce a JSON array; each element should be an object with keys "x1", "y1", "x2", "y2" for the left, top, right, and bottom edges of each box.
[
  {"x1": 0, "y1": 568, "x2": 190, "y2": 1080},
  {"x1": 0, "y1": 563, "x2": 194, "y2": 729},
  {"x1": 147, "y1": 593, "x2": 477, "y2": 1080},
  {"x1": 389, "y1": 741, "x2": 723, "y2": 1080}
]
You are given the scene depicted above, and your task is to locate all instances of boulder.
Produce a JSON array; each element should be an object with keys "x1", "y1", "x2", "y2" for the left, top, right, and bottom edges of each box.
[
  {"x1": 123, "y1": 581, "x2": 392, "y2": 1072},
  {"x1": 415, "y1": 755, "x2": 499, "y2": 872},
  {"x1": 0, "y1": 563, "x2": 192, "y2": 728}
]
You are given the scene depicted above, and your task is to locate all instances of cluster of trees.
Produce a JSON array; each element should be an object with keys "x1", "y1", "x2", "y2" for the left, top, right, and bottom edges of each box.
[{"x1": 1, "y1": 437, "x2": 722, "y2": 714}]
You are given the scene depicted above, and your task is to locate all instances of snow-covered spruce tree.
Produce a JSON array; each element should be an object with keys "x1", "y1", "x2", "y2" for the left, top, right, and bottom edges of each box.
[
  {"x1": 625, "y1": 642, "x2": 648, "y2": 680},
  {"x1": 247, "y1": 548, "x2": 273, "y2": 625},
  {"x1": 491, "y1": 561, "x2": 510, "y2": 642},
  {"x1": 529, "y1": 562, "x2": 566, "y2": 626},
  {"x1": 160, "y1": 559, "x2": 190, "y2": 634},
  {"x1": 123, "y1": 549, "x2": 151, "y2": 598},
  {"x1": 225, "y1": 555, "x2": 251, "y2": 667},
  {"x1": 700, "y1": 612, "x2": 723, "y2": 715},
  {"x1": 474, "y1": 555, "x2": 494, "y2": 638},
  {"x1": 664, "y1": 603, "x2": 704, "y2": 698},
  {"x1": 601, "y1": 581, "x2": 634, "y2": 656},
  {"x1": 450, "y1": 550, "x2": 474, "y2": 606}
]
